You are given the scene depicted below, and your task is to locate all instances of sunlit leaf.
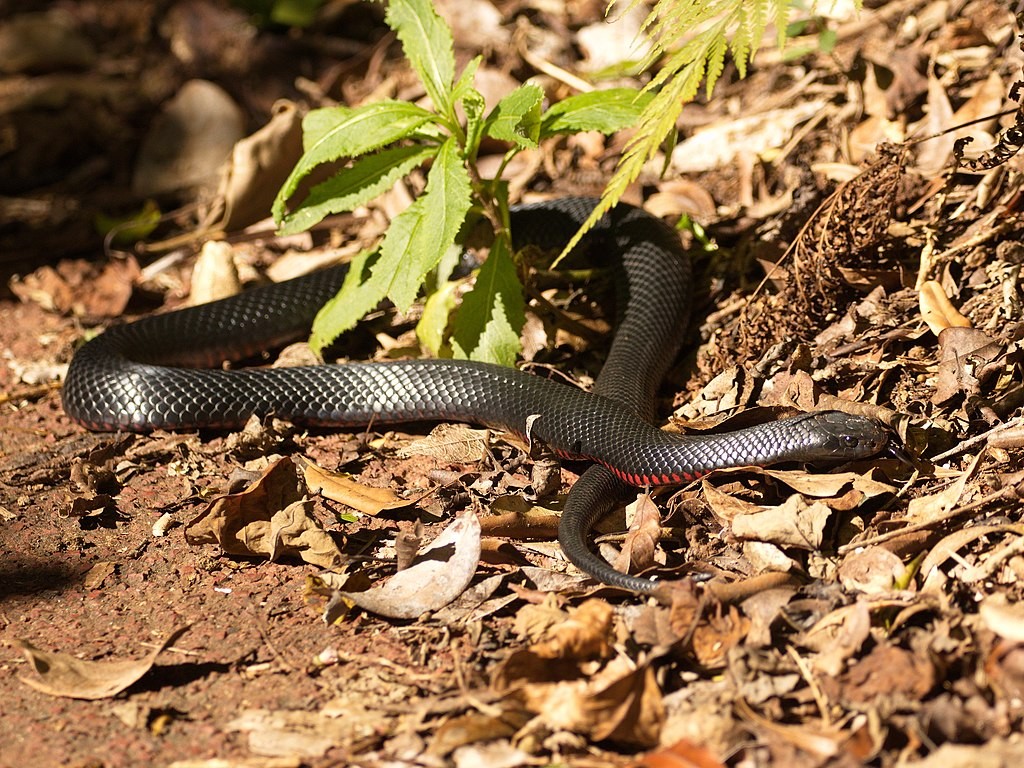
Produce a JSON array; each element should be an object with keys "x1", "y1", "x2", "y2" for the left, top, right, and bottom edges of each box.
[{"x1": 450, "y1": 236, "x2": 524, "y2": 366}]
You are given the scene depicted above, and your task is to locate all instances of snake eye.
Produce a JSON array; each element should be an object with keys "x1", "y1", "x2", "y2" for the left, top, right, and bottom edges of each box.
[{"x1": 841, "y1": 435, "x2": 859, "y2": 448}]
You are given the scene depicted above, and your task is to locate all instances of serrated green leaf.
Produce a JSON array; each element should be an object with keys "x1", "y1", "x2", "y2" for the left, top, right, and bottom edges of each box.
[
  {"x1": 278, "y1": 144, "x2": 437, "y2": 235},
  {"x1": 539, "y1": 88, "x2": 651, "y2": 137},
  {"x1": 273, "y1": 101, "x2": 434, "y2": 225},
  {"x1": 377, "y1": 137, "x2": 472, "y2": 310},
  {"x1": 385, "y1": 0, "x2": 456, "y2": 114},
  {"x1": 462, "y1": 87, "x2": 487, "y2": 158},
  {"x1": 450, "y1": 236, "x2": 524, "y2": 366},
  {"x1": 308, "y1": 138, "x2": 471, "y2": 352},
  {"x1": 309, "y1": 247, "x2": 381, "y2": 354},
  {"x1": 451, "y1": 56, "x2": 482, "y2": 104},
  {"x1": 416, "y1": 278, "x2": 463, "y2": 355},
  {"x1": 705, "y1": 35, "x2": 726, "y2": 99},
  {"x1": 484, "y1": 84, "x2": 543, "y2": 149}
]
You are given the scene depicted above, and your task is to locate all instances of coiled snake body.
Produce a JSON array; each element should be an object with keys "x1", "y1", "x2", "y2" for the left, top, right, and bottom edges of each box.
[{"x1": 63, "y1": 198, "x2": 888, "y2": 593}]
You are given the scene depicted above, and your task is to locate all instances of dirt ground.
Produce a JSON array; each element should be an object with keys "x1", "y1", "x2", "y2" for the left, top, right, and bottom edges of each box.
[{"x1": 5, "y1": 1, "x2": 1024, "y2": 766}]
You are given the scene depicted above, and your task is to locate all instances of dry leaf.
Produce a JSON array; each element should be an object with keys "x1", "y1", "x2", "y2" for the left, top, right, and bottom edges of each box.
[
  {"x1": 397, "y1": 423, "x2": 491, "y2": 463},
  {"x1": 701, "y1": 479, "x2": 761, "y2": 524},
  {"x1": 800, "y1": 601, "x2": 871, "y2": 677},
  {"x1": 730, "y1": 494, "x2": 833, "y2": 550},
  {"x1": 205, "y1": 99, "x2": 304, "y2": 232},
  {"x1": 919, "y1": 279, "x2": 972, "y2": 335},
  {"x1": 932, "y1": 327, "x2": 1002, "y2": 404},
  {"x1": 530, "y1": 599, "x2": 615, "y2": 661},
  {"x1": 133, "y1": 79, "x2": 244, "y2": 197},
  {"x1": 338, "y1": 509, "x2": 481, "y2": 619},
  {"x1": 226, "y1": 706, "x2": 377, "y2": 759},
  {"x1": 301, "y1": 458, "x2": 420, "y2": 515},
  {"x1": 516, "y1": 654, "x2": 665, "y2": 747},
  {"x1": 669, "y1": 101, "x2": 827, "y2": 173},
  {"x1": 757, "y1": 468, "x2": 895, "y2": 499},
  {"x1": 634, "y1": 738, "x2": 726, "y2": 768},
  {"x1": 921, "y1": 523, "x2": 1024, "y2": 586},
  {"x1": 690, "y1": 606, "x2": 750, "y2": 669},
  {"x1": 16, "y1": 626, "x2": 190, "y2": 700},
  {"x1": 188, "y1": 240, "x2": 240, "y2": 305},
  {"x1": 185, "y1": 457, "x2": 345, "y2": 570},
  {"x1": 586, "y1": 660, "x2": 664, "y2": 746},
  {"x1": 838, "y1": 642, "x2": 935, "y2": 703},
  {"x1": 614, "y1": 493, "x2": 663, "y2": 575},
  {"x1": 980, "y1": 594, "x2": 1024, "y2": 643},
  {"x1": 82, "y1": 561, "x2": 117, "y2": 589},
  {"x1": 513, "y1": 593, "x2": 572, "y2": 643},
  {"x1": 838, "y1": 547, "x2": 906, "y2": 595}
]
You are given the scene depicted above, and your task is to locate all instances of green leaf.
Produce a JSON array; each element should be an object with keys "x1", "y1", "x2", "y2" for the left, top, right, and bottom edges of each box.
[
  {"x1": 379, "y1": 137, "x2": 472, "y2": 310},
  {"x1": 278, "y1": 144, "x2": 437, "y2": 235},
  {"x1": 484, "y1": 84, "x2": 543, "y2": 148},
  {"x1": 416, "y1": 277, "x2": 463, "y2": 355},
  {"x1": 94, "y1": 199, "x2": 161, "y2": 245},
  {"x1": 269, "y1": 0, "x2": 322, "y2": 27},
  {"x1": 307, "y1": 137, "x2": 471, "y2": 352},
  {"x1": 273, "y1": 101, "x2": 434, "y2": 225},
  {"x1": 539, "y1": 88, "x2": 651, "y2": 137},
  {"x1": 818, "y1": 27, "x2": 837, "y2": 54},
  {"x1": 450, "y1": 236, "x2": 524, "y2": 366},
  {"x1": 309, "y1": 247, "x2": 380, "y2": 354},
  {"x1": 385, "y1": 0, "x2": 456, "y2": 114},
  {"x1": 451, "y1": 56, "x2": 482, "y2": 104},
  {"x1": 462, "y1": 87, "x2": 487, "y2": 159}
]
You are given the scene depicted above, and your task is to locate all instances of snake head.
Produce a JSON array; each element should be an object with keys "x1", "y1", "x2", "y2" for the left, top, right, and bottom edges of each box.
[{"x1": 803, "y1": 410, "x2": 891, "y2": 459}]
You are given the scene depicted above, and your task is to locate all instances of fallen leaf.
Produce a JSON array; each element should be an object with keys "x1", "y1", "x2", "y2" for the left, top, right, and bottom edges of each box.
[
  {"x1": 132, "y1": 79, "x2": 244, "y2": 197},
  {"x1": 16, "y1": 626, "x2": 190, "y2": 700},
  {"x1": 690, "y1": 606, "x2": 750, "y2": 669},
  {"x1": 397, "y1": 422, "x2": 491, "y2": 464},
  {"x1": 836, "y1": 642, "x2": 935, "y2": 703},
  {"x1": 226, "y1": 706, "x2": 378, "y2": 759},
  {"x1": 980, "y1": 594, "x2": 1024, "y2": 643},
  {"x1": 301, "y1": 458, "x2": 421, "y2": 516},
  {"x1": 530, "y1": 599, "x2": 615, "y2": 661},
  {"x1": 730, "y1": 494, "x2": 834, "y2": 550},
  {"x1": 517, "y1": 654, "x2": 665, "y2": 747},
  {"x1": 919, "y1": 279, "x2": 972, "y2": 335},
  {"x1": 838, "y1": 547, "x2": 906, "y2": 595},
  {"x1": 204, "y1": 99, "x2": 304, "y2": 232},
  {"x1": 634, "y1": 737, "x2": 727, "y2": 768},
  {"x1": 799, "y1": 601, "x2": 871, "y2": 677},
  {"x1": 82, "y1": 561, "x2": 117, "y2": 589},
  {"x1": 920, "y1": 524, "x2": 1024, "y2": 586},
  {"x1": 338, "y1": 509, "x2": 481, "y2": 619},
  {"x1": 188, "y1": 240, "x2": 240, "y2": 306},
  {"x1": 513, "y1": 593, "x2": 572, "y2": 643},
  {"x1": 185, "y1": 457, "x2": 345, "y2": 570},
  {"x1": 932, "y1": 327, "x2": 1003, "y2": 404},
  {"x1": 669, "y1": 101, "x2": 826, "y2": 173},
  {"x1": 427, "y1": 711, "x2": 523, "y2": 757},
  {"x1": 701, "y1": 478, "x2": 761, "y2": 524},
  {"x1": 614, "y1": 493, "x2": 663, "y2": 575},
  {"x1": 757, "y1": 468, "x2": 895, "y2": 499}
]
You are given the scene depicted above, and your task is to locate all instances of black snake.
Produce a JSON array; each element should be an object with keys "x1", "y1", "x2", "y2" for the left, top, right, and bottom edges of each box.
[{"x1": 62, "y1": 198, "x2": 888, "y2": 593}]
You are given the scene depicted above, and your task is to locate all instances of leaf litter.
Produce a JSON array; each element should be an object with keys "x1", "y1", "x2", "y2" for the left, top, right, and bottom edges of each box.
[{"x1": 7, "y1": 0, "x2": 1024, "y2": 766}]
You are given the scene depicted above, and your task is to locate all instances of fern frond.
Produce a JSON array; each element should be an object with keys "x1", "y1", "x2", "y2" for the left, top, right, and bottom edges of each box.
[{"x1": 558, "y1": 0, "x2": 791, "y2": 260}]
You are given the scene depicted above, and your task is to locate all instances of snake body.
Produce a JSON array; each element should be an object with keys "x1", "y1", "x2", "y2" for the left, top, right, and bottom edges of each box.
[{"x1": 63, "y1": 198, "x2": 888, "y2": 592}]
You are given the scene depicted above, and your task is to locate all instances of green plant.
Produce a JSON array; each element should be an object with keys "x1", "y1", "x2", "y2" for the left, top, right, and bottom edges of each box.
[
  {"x1": 562, "y1": 0, "x2": 860, "y2": 257},
  {"x1": 273, "y1": 0, "x2": 649, "y2": 364},
  {"x1": 274, "y1": 0, "x2": 853, "y2": 362}
]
